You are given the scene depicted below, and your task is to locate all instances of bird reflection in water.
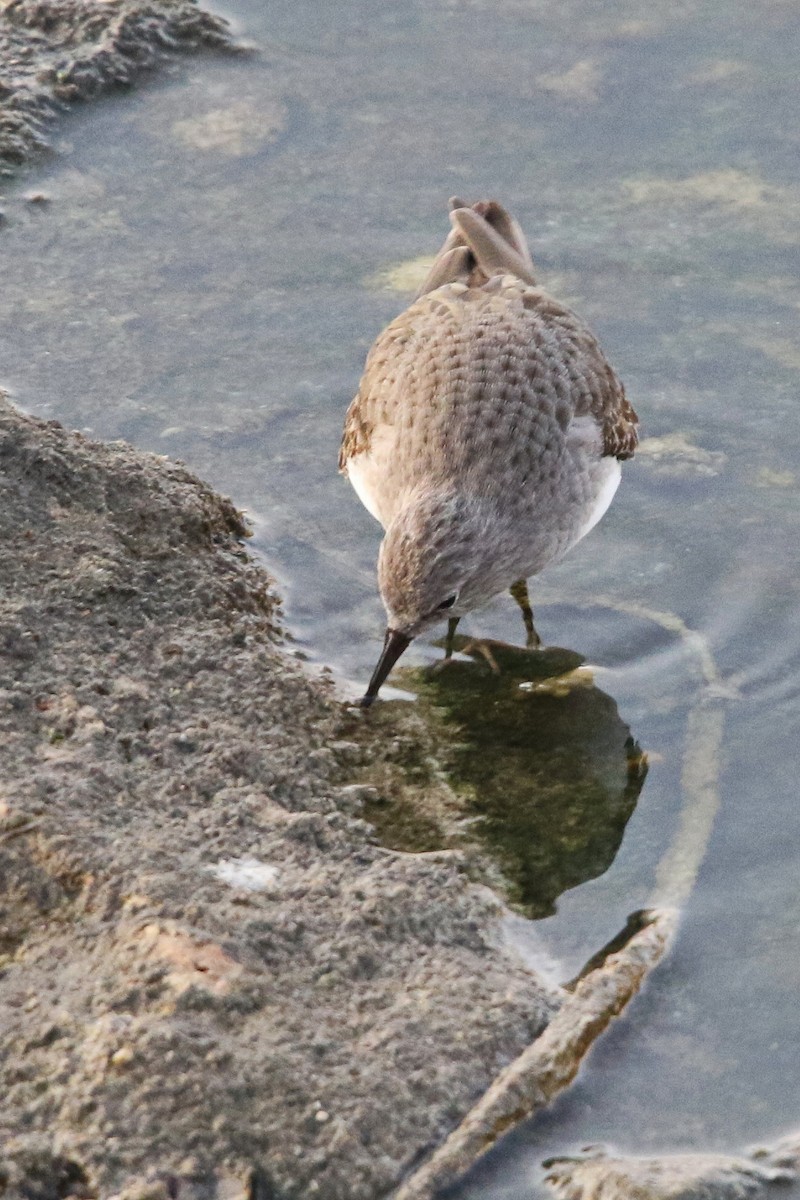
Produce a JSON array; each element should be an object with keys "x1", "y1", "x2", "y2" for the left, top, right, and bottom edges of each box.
[{"x1": 366, "y1": 637, "x2": 647, "y2": 919}]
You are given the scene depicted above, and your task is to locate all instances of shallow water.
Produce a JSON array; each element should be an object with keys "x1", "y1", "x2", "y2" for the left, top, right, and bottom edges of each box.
[{"x1": 2, "y1": 0, "x2": 800, "y2": 1190}]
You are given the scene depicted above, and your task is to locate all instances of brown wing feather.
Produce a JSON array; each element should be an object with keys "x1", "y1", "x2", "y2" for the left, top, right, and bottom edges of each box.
[
  {"x1": 599, "y1": 368, "x2": 638, "y2": 460},
  {"x1": 518, "y1": 285, "x2": 638, "y2": 461},
  {"x1": 339, "y1": 391, "x2": 372, "y2": 471},
  {"x1": 339, "y1": 311, "x2": 411, "y2": 471}
]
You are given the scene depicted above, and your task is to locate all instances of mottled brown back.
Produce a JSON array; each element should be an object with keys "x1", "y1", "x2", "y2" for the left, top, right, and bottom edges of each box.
[{"x1": 340, "y1": 275, "x2": 637, "y2": 485}]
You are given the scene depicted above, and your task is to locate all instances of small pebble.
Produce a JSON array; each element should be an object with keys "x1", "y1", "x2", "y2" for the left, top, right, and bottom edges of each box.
[{"x1": 110, "y1": 1045, "x2": 135, "y2": 1068}]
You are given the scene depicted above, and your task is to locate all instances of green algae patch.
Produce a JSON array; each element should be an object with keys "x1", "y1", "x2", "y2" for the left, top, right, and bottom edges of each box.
[
  {"x1": 365, "y1": 256, "x2": 436, "y2": 293},
  {"x1": 362, "y1": 785, "x2": 446, "y2": 855}
]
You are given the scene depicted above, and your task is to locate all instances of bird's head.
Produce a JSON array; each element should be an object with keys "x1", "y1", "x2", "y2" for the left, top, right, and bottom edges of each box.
[{"x1": 359, "y1": 489, "x2": 504, "y2": 706}]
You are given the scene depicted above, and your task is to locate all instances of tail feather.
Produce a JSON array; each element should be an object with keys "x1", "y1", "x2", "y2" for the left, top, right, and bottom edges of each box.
[
  {"x1": 414, "y1": 244, "x2": 473, "y2": 299},
  {"x1": 472, "y1": 199, "x2": 534, "y2": 269},
  {"x1": 416, "y1": 198, "x2": 537, "y2": 299},
  {"x1": 450, "y1": 205, "x2": 537, "y2": 285}
]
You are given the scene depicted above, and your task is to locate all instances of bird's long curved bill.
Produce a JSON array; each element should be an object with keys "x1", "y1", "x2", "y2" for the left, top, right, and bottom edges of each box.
[{"x1": 360, "y1": 629, "x2": 412, "y2": 708}]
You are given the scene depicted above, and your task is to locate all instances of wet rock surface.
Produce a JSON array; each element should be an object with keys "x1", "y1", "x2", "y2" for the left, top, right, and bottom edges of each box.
[
  {"x1": 0, "y1": 395, "x2": 562, "y2": 1199},
  {"x1": 0, "y1": 0, "x2": 238, "y2": 176}
]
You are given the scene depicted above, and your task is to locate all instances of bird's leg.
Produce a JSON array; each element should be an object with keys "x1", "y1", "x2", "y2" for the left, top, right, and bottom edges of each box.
[
  {"x1": 510, "y1": 578, "x2": 541, "y2": 648},
  {"x1": 445, "y1": 616, "x2": 460, "y2": 659}
]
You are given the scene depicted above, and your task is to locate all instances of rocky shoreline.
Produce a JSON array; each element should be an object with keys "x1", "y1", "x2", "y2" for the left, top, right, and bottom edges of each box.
[
  {"x1": 0, "y1": 395, "x2": 564, "y2": 1199},
  {"x1": 0, "y1": 0, "x2": 238, "y2": 177}
]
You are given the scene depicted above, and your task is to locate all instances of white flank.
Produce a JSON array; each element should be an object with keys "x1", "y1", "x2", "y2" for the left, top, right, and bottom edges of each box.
[
  {"x1": 576, "y1": 457, "x2": 622, "y2": 543},
  {"x1": 346, "y1": 454, "x2": 383, "y2": 523}
]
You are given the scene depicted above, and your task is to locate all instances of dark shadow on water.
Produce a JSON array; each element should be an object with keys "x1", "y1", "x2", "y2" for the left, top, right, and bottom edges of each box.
[{"x1": 390, "y1": 638, "x2": 648, "y2": 919}]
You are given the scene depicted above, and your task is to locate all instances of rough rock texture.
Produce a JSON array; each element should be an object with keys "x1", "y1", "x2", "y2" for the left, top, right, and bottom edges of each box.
[
  {"x1": 0, "y1": 394, "x2": 561, "y2": 1200},
  {"x1": 0, "y1": 0, "x2": 237, "y2": 175},
  {"x1": 542, "y1": 1142, "x2": 800, "y2": 1200}
]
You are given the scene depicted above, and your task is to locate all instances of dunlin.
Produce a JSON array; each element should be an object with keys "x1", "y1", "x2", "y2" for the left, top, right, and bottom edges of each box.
[{"x1": 340, "y1": 198, "x2": 638, "y2": 706}]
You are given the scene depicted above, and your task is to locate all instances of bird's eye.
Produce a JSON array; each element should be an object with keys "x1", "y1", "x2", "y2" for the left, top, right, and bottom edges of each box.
[{"x1": 438, "y1": 594, "x2": 458, "y2": 611}]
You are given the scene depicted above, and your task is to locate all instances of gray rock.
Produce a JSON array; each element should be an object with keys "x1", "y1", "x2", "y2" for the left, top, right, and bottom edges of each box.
[
  {"x1": 543, "y1": 1144, "x2": 799, "y2": 1200},
  {"x1": 0, "y1": 0, "x2": 240, "y2": 177},
  {"x1": 0, "y1": 394, "x2": 561, "y2": 1199}
]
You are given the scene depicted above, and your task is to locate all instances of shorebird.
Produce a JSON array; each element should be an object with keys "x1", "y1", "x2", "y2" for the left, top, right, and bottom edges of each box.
[{"x1": 340, "y1": 198, "x2": 638, "y2": 707}]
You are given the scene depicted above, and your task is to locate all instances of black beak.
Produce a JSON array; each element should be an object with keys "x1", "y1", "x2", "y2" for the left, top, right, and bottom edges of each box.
[{"x1": 359, "y1": 628, "x2": 412, "y2": 707}]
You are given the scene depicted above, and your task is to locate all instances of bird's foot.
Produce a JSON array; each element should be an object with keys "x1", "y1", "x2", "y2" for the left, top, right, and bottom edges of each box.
[
  {"x1": 525, "y1": 625, "x2": 543, "y2": 650},
  {"x1": 429, "y1": 637, "x2": 502, "y2": 675},
  {"x1": 460, "y1": 639, "x2": 502, "y2": 674}
]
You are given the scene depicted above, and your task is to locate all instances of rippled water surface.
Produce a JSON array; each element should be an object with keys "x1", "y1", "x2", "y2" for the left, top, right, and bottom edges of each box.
[{"x1": 2, "y1": 0, "x2": 800, "y2": 1191}]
